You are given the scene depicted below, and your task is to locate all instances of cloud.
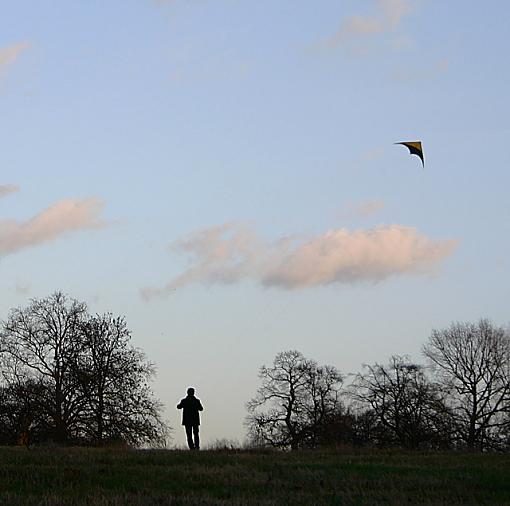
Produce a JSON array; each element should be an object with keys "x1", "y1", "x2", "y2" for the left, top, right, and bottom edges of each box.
[
  {"x1": 357, "y1": 200, "x2": 385, "y2": 217},
  {"x1": 0, "y1": 42, "x2": 29, "y2": 70},
  {"x1": 0, "y1": 185, "x2": 20, "y2": 198},
  {"x1": 338, "y1": 199, "x2": 385, "y2": 221},
  {"x1": 141, "y1": 222, "x2": 457, "y2": 298},
  {"x1": 324, "y1": 0, "x2": 413, "y2": 48},
  {"x1": 358, "y1": 200, "x2": 385, "y2": 217},
  {"x1": 379, "y1": 0, "x2": 412, "y2": 28},
  {"x1": 0, "y1": 198, "x2": 106, "y2": 256}
]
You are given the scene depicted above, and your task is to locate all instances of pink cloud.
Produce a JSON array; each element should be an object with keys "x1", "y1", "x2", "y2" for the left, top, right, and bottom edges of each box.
[
  {"x1": 0, "y1": 198, "x2": 106, "y2": 255},
  {"x1": 324, "y1": 0, "x2": 413, "y2": 48},
  {"x1": 263, "y1": 226, "x2": 456, "y2": 288},
  {"x1": 141, "y1": 223, "x2": 457, "y2": 299},
  {"x1": 0, "y1": 42, "x2": 29, "y2": 69}
]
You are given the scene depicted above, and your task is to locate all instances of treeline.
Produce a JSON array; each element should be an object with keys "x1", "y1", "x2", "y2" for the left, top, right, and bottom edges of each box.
[
  {"x1": 246, "y1": 320, "x2": 510, "y2": 452},
  {"x1": 0, "y1": 292, "x2": 168, "y2": 448},
  {"x1": 3, "y1": 292, "x2": 508, "y2": 453}
]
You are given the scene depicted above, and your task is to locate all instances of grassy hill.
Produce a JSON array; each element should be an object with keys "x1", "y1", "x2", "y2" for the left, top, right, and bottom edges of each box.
[{"x1": 0, "y1": 446, "x2": 508, "y2": 505}]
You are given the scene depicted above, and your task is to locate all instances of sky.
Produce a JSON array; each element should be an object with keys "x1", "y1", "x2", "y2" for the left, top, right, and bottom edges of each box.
[{"x1": 1, "y1": 0, "x2": 509, "y2": 446}]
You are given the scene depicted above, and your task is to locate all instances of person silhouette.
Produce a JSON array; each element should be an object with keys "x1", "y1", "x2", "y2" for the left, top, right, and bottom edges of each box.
[{"x1": 177, "y1": 387, "x2": 204, "y2": 450}]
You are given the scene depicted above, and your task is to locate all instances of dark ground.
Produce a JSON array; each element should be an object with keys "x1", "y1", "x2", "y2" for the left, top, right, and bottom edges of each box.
[{"x1": 0, "y1": 446, "x2": 508, "y2": 505}]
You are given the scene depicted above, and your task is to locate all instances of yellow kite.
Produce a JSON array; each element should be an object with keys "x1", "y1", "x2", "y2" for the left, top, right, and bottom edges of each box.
[{"x1": 395, "y1": 141, "x2": 424, "y2": 167}]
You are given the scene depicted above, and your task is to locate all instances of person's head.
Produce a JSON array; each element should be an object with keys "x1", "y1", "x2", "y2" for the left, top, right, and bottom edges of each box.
[{"x1": 187, "y1": 387, "x2": 195, "y2": 396}]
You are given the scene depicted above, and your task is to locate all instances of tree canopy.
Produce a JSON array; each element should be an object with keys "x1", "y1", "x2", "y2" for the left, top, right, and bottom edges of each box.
[{"x1": 0, "y1": 292, "x2": 169, "y2": 447}]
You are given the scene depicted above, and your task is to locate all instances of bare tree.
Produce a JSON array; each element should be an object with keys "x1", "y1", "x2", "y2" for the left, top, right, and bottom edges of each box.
[
  {"x1": 351, "y1": 355, "x2": 451, "y2": 449},
  {"x1": 301, "y1": 364, "x2": 344, "y2": 447},
  {"x1": 0, "y1": 293, "x2": 169, "y2": 447},
  {"x1": 77, "y1": 314, "x2": 168, "y2": 447},
  {"x1": 0, "y1": 377, "x2": 51, "y2": 445},
  {"x1": 423, "y1": 319, "x2": 510, "y2": 450},
  {"x1": 0, "y1": 292, "x2": 87, "y2": 443},
  {"x1": 246, "y1": 350, "x2": 343, "y2": 450}
]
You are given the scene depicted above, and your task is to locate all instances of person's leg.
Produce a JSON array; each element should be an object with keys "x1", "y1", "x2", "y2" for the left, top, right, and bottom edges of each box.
[
  {"x1": 185, "y1": 425, "x2": 194, "y2": 450},
  {"x1": 193, "y1": 425, "x2": 200, "y2": 450}
]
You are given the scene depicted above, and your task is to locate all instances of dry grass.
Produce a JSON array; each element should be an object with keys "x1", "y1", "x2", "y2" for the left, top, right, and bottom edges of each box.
[{"x1": 0, "y1": 446, "x2": 508, "y2": 505}]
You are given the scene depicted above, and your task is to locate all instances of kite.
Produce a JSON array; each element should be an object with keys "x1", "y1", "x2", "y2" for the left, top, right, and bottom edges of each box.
[{"x1": 395, "y1": 141, "x2": 424, "y2": 167}]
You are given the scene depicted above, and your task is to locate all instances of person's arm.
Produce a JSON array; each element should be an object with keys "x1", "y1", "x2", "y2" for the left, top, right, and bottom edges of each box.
[
  {"x1": 198, "y1": 400, "x2": 204, "y2": 411},
  {"x1": 177, "y1": 400, "x2": 183, "y2": 409}
]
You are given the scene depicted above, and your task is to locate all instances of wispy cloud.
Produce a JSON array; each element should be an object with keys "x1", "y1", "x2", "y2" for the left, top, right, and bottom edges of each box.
[
  {"x1": 338, "y1": 199, "x2": 386, "y2": 221},
  {"x1": 357, "y1": 200, "x2": 385, "y2": 217},
  {"x1": 0, "y1": 185, "x2": 20, "y2": 198},
  {"x1": 0, "y1": 42, "x2": 29, "y2": 71},
  {"x1": 0, "y1": 198, "x2": 106, "y2": 256},
  {"x1": 141, "y1": 222, "x2": 457, "y2": 299},
  {"x1": 323, "y1": 0, "x2": 413, "y2": 49}
]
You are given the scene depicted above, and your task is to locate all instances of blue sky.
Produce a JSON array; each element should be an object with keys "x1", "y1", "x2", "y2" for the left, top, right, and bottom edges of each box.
[{"x1": 1, "y1": 0, "x2": 509, "y2": 445}]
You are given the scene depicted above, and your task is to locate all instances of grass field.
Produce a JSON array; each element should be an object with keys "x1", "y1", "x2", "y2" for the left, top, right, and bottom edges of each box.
[{"x1": 0, "y1": 446, "x2": 508, "y2": 505}]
